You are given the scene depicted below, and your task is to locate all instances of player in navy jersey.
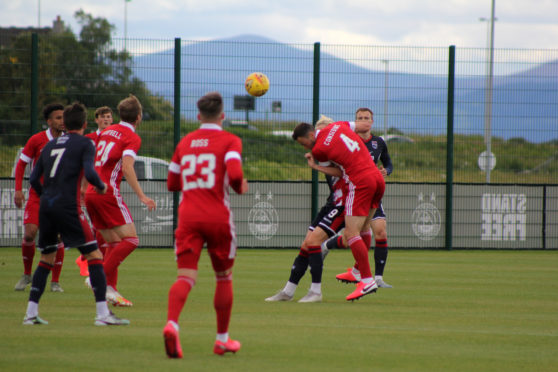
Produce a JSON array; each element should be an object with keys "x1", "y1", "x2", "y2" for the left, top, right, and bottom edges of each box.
[
  {"x1": 23, "y1": 102, "x2": 129, "y2": 326},
  {"x1": 331, "y1": 108, "x2": 394, "y2": 288}
]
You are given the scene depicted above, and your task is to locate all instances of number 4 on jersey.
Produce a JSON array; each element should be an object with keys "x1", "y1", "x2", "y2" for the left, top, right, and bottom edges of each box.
[{"x1": 340, "y1": 133, "x2": 360, "y2": 152}]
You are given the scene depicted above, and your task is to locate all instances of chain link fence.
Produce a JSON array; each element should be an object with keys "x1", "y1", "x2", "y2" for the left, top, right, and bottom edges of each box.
[{"x1": 1, "y1": 32, "x2": 557, "y2": 248}]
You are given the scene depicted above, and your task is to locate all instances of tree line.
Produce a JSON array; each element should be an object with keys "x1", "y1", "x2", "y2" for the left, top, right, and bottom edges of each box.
[{"x1": 0, "y1": 10, "x2": 172, "y2": 145}]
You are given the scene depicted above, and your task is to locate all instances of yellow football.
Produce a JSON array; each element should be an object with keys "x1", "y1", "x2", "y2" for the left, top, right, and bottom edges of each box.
[{"x1": 245, "y1": 72, "x2": 270, "y2": 97}]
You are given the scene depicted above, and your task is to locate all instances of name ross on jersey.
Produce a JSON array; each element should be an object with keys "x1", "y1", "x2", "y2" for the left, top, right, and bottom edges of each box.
[{"x1": 190, "y1": 139, "x2": 209, "y2": 148}]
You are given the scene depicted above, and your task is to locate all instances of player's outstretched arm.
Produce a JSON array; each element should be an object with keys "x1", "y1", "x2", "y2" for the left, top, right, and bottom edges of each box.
[
  {"x1": 225, "y1": 158, "x2": 246, "y2": 195},
  {"x1": 167, "y1": 161, "x2": 181, "y2": 192},
  {"x1": 304, "y1": 153, "x2": 342, "y2": 177},
  {"x1": 122, "y1": 155, "x2": 156, "y2": 211},
  {"x1": 83, "y1": 150, "x2": 106, "y2": 193},
  {"x1": 13, "y1": 159, "x2": 29, "y2": 208}
]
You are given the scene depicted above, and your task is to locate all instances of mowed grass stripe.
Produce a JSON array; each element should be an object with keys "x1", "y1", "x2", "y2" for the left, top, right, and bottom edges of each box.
[{"x1": 1, "y1": 248, "x2": 557, "y2": 372}]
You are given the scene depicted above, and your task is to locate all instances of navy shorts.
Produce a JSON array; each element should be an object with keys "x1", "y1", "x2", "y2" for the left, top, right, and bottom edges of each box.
[
  {"x1": 309, "y1": 204, "x2": 345, "y2": 238},
  {"x1": 38, "y1": 201, "x2": 96, "y2": 254},
  {"x1": 372, "y1": 202, "x2": 386, "y2": 220}
]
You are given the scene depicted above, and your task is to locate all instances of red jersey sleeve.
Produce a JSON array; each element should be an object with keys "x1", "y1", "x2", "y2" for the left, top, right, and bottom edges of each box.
[
  {"x1": 123, "y1": 134, "x2": 141, "y2": 159},
  {"x1": 15, "y1": 135, "x2": 39, "y2": 191},
  {"x1": 167, "y1": 148, "x2": 181, "y2": 192},
  {"x1": 224, "y1": 136, "x2": 244, "y2": 193}
]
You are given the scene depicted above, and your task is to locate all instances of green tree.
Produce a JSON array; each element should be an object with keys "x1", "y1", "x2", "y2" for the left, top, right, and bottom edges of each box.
[{"x1": 0, "y1": 10, "x2": 172, "y2": 145}]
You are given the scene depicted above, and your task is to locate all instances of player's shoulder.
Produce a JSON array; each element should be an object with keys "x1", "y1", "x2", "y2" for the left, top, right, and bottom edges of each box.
[
  {"x1": 373, "y1": 134, "x2": 387, "y2": 147},
  {"x1": 41, "y1": 137, "x2": 55, "y2": 151},
  {"x1": 73, "y1": 133, "x2": 93, "y2": 145},
  {"x1": 222, "y1": 129, "x2": 242, "y2": 143},
  {"x1": 27, "y1": 130, "x2": 46, "y2": 144}
]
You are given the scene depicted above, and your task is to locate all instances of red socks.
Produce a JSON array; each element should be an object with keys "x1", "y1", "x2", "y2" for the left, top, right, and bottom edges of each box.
[
  {"x1": 51, "y1": 244, "x2": 65, "y2": 283},
  {"x1": 347, "y1": 235, "x2": 372, "y2": 278},
  {"x1": 214, "y1": 274, "x2": 233, "y2": 334},
  {"x1": 22, "y1": 240, "x2": 35, "y2": 275},
  {"x1": 167, "y1": 276, "x2": 195, "y2": 323},
  {"x1": 104, "y1": 237, "x2": 138, "y2": 289}
]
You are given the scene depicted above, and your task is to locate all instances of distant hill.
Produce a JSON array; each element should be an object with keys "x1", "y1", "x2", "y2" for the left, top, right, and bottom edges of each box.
[{"x1": 132, "y1": 35, "x2": 558, "y2": 143}]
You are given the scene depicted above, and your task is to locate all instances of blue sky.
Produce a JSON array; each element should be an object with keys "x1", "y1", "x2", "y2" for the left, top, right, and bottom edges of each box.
[{"x1": 2, "y1": 0, "x2": 558, "y2": 49}]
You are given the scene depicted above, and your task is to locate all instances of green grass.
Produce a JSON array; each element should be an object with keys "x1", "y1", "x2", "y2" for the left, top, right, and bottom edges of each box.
[{"x1": 1, "y1": 248, "x2": 558, "y2": 371}]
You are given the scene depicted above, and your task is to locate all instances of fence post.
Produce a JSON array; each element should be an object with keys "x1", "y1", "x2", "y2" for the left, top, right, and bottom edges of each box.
[
  {"x1": 445, "y1": 45, "x2": 455, "y2": 250},
  {"x1": 542, "y1": 185, "x2": 546, "y2": 249},
  {"x1": 311, "y1": 42, "x2": 321, "y2": 220},
  {"x1": 172, "y1": 38, "x2": 181, "y2": 232},
  {"x1": 30, "y1": 33, "x2": 38, "y2": 135}
]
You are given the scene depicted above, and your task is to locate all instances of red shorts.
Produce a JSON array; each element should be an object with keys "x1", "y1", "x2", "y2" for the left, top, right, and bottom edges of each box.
[
  {"x1": 344, "y1": 176, "x2": 385, "y2": 216},
  {"x1": 174, "y1": 221, "x2": 237, "y2": 273},
  {"x1": 85, "y1": 191, "x2": 133, "y2": 230},
  {"x1": 23, "y1": 193, "x2": 40, "y2": 225}
]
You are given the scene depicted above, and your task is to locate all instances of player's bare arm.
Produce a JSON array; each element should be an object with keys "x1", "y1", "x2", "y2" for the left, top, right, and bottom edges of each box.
[
  {"x1": 14, "y1": 190, "x2": 25, "y2": 208},
  {"x1": 304, "y1": 152, "x2": 342, "y2": 177},
  {"x1": 240, "y1": 178, "x2": 249, "y2": 194},
  {"x1": 122, "y1": 155, "x2": 156, "y2": 211},
  {"x1": 13, "y1": 159, "x2": 28, "y2": 208}
]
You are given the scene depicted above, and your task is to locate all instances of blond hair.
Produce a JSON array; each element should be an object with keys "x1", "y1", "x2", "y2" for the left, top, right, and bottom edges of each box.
[{"x1": 315, "y1": 115, "x2": 334, "y2": 130}]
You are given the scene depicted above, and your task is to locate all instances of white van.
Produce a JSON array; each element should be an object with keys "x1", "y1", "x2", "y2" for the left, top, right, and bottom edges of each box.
[{"x1": 11, "y1": 148, "x2": 169, "y2": 180}]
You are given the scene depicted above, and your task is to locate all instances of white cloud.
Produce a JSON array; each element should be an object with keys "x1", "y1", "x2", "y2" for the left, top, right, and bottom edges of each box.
[{"x1": 1, "y1": 0, "x2": 557, "y2": 50}]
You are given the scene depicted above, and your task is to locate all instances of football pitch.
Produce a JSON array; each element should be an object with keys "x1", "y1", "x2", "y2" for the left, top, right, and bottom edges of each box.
[{"x1": 1, "y1": 247, "x2": 557, "y2": 372}]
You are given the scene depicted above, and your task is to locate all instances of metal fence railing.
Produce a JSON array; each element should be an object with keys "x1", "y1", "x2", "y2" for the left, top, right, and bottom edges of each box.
[
  {"x1": 1, "y1": 33, "x2": 556, "y2": 184},
  {"x1": 1, "y1": 30, "x2": 557, "y2": 249}
]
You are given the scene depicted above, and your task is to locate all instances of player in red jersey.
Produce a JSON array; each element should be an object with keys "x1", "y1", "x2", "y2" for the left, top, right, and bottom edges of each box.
[
  {"x1": 265, "y1": 115, "x2": 347, "y2": 303},
  {"x1": 77, "y1": 106, "x2": 114, "y2": 277},
  {"x1": 292, "y1": 121, "x2": 385, "y2": 301},
  {"x1": 333, "y1": 108, "x2": 395, "y2": 288},
  {"x1": 163, "y1": 92, "x2": 248, "y2": 358},
  {"x1": 13, "y1": 103, "x2": 66, "y2": 292},
  {"x1": 85, "y1": 95, "x2": 156, "y2": 307}
]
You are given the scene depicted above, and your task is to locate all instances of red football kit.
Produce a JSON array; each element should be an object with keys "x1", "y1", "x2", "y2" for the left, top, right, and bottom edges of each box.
[
  {"x1": 167, "y1": 123, "x2": 244, "y2": 272},
  {"x1": 312, "y1": 121, "x2": 385, "y2": 216},
  {"x1": 85, "y1": 129, "x2": 101, "y2": 143},
  {"x1": 85, "y1": 122, "x2": 141, "y2": 229},
  {"x1": 14, "y1": 128, "x2": 57, "y2": 225}
]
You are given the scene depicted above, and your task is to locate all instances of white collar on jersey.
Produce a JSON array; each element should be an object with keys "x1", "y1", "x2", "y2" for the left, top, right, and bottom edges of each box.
[
  {"x1": 46, "y1": 128, "x2": 54, "y2": 140},
  {"x1": 46, "y1": 127, "x2": 64, "y2": 140},
  {"x1": 119, "y1": 121, "x2": 136, "y2": 132},
  {"x1": 200, "y1": 123, "x2": 222, "y2": 130}
]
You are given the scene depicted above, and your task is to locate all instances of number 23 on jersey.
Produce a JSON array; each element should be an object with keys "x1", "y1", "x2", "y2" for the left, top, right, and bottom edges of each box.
[{"x1": 181, "y1": 153, "x2": 216, "y2": 191}]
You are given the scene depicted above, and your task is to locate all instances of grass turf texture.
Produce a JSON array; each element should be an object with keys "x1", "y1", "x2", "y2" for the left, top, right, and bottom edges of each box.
[{"x1": 1, "y1": 248, "x2": 557, "y2": 372}]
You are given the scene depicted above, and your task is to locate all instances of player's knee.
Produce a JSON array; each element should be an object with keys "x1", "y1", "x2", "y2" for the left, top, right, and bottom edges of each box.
[
  {"x1": 40, "y1": 252, "x2": 57, "y2": 265},
  {"x1": 216, "y1": 269, "x2": 233, "y2": 281},
  {"x1": 374, "y1": 228, "x2": 387, "y2": 240}
]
